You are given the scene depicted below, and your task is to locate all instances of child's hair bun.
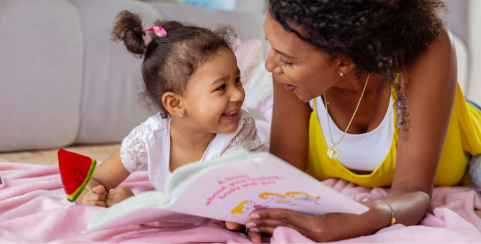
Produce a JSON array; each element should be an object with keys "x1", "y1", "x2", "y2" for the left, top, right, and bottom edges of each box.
[{"x1": 111, "y1": 10, "x2": 147, "y2": 57}]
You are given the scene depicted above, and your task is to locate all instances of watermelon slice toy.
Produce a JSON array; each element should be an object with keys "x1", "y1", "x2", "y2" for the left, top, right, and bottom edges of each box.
[{"x1": 58, "y1": 149, "x2": 97, "y2": 202}]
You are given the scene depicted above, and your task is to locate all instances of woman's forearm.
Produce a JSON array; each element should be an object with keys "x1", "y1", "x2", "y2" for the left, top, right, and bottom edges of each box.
[
  {"x1": 327, "y1": 188, "x2": 430, "y2": 241},
  {"x1": 380, "y1": 187, "x2": 431, "y2": 225},
  {"x1": 244, "y1": 187, "x2": 431, "y2": 243}
]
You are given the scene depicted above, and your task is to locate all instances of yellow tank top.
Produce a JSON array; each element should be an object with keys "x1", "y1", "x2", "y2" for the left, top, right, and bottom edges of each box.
[{"x1": 307, "y1": 82, "x2": 481, "y2": 187}]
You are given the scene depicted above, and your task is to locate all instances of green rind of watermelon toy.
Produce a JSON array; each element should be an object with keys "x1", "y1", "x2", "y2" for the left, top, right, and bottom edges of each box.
[{"x1": 58, "y1": 149, "x2": 97, "y2": 202}]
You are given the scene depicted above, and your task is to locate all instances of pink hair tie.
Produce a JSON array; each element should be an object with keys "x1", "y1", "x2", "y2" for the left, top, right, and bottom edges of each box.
[
  {"x1": 142, "y1": 26, "x2": 167, "y2": 47},
  {"x1": 143, "y1": 26, "x2": 167, "y2": 37}
]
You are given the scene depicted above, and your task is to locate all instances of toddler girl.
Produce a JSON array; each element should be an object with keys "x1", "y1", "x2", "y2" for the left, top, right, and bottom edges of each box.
[{"x1": 76, "y1": 11, "x2": 263, "y2": 207}]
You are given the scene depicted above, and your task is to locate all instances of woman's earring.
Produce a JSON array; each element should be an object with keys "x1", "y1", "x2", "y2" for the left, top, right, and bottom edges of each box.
[
  {"x1": 179, "y1": 112, "x2": 184, "y2": 118},
  {"x1": 340, "y1": 72, "x2": 344, "y2": 77}
]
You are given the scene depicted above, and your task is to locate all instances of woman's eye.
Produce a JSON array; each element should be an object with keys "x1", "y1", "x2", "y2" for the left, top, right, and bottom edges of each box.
[
  {"x1": 235, "y1": 77, "x2": 241, "y2": 84},
  {"x1": 216, "y1": 84, "x2": 226, "y2": 91},
  {"x1": 279, "y1": 57, "x2": 292, "y2": 67}
]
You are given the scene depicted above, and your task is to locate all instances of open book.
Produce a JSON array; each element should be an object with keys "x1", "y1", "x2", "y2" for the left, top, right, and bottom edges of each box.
[{"x1": 85, "y1": 150, "x2": 369, "y2": 232}]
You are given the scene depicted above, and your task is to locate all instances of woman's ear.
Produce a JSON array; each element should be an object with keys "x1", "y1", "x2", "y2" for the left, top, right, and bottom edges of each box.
[
  {"x1": 337, "y1": 58, "x2": 356, "y2": 76},
  {"x1": 162, "y1": 92, "x2": 184, "y2": 117}
]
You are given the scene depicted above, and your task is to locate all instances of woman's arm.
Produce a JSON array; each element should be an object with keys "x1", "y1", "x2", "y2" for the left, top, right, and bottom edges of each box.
[
  {"x1": 246, "y1": 28, "x2": 458, "y2": 242},
  {"x1": 387, "y1": 26, "x2": 458, "y2": 221},
  {"x1": 269, "y1": 75, "x2": 312, "y2": 170}
]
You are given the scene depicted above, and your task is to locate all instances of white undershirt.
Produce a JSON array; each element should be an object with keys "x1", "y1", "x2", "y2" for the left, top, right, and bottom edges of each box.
[{"x1": 310, "y1": 96, "x2": 394, "y2": 171}]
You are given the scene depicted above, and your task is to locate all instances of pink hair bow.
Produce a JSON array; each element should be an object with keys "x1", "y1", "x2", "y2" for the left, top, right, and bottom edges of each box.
[
  {"x1": 142, "y1": 26, "x2": 167, "y2": 47},
  {"x1": 143, "y1": 26, "x2": 167, "y2": 37}
]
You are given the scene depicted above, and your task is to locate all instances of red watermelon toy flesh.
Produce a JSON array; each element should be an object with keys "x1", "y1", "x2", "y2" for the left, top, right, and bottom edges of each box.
[{"x1": 58, "y1": 149, "x2": 97, "y2": 202}]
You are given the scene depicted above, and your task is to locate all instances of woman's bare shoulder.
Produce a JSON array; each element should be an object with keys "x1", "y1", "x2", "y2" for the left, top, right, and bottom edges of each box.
[
  {"x1": 392, "y1": 26, "x2": 457, "y2": 192},
  {"x1": 404, "y1": 26, "x2": 456, "y2": 84}
]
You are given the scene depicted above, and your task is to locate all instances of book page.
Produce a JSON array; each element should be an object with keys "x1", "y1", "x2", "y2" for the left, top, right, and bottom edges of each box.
[
  {"x1": 86, "y1": 191, "x2": 170, "y2": 232},
  {"x1": 165, "y1": 152, "x2": 369, "y2": 224},
  {"x1": 85, "y1": 151, "x2": 260, "y2": 233},
  {"x1": 84, "y1": 208, "x2": 204, "y2": 233},
  {"x1": 163, "y1": 150, "x2": 261, "y2": 196}
]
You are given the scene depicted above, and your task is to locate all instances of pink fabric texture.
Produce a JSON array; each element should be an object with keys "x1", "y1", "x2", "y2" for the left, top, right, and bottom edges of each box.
[
  {"x1": 0, "y1": 163, "x2": 250, "y2": 243},
  {"x1": 1, "y1": 163, "x2": 480, "y2": 243}
]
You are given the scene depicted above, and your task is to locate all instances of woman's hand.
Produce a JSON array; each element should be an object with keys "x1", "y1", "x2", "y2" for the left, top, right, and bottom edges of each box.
[
  {"x1": 226, "y1": 211, "x2": 332, "y2": 244},
  {"x1": 225, "y1": 221, "x2": 263, "y2": 243},
  {"x1": 76, "y1": 185, "x2": 107, "y2": 207},
  {"x1": 243, "y1": 199, "x2": 400, "y2": 244},
  {"x1": 244, "y1": 209, "x2": 335, "y2": 243},
  {"x1": 227, "y1": 210, "x2": 351, "y2": 243},
  {"x1": 106, "y1": 185, "x2": 135, "y2": 207}
]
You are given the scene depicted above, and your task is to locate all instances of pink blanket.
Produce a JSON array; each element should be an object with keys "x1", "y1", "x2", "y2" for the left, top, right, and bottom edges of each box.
[{"x1": 1, "y1": 162, "x2": 480, "y2": 243}]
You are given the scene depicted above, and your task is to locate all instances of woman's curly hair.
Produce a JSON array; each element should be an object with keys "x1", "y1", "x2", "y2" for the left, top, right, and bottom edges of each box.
[
  {"x1": 268, "y1": 0, "x2": 447, "y2": 133},
  {"x1": 111, "y1": 10, "x2": 236, "y2": 118}
]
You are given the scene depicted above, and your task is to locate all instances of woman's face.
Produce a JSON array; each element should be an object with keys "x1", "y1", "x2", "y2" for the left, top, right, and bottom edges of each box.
[{"x1": 264, "y1": 11, "x2": 340, "y2": 102}]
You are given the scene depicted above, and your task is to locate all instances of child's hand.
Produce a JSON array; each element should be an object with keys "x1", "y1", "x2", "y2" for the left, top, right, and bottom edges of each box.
[
  {"x1": 77, "y1": 185, "x2": 107, "y2": 207},
  {"x1": 106, "y1": 185, "x2": 134, "y2": 207}
]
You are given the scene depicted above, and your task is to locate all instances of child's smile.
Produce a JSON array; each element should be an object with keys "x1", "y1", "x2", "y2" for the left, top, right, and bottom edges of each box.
[{"x1": 222, "y1": 108, "x2": 240, "y2": 121}]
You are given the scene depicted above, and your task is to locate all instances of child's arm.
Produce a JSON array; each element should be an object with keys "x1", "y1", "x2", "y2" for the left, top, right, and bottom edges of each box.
[{"x1": 75, "y1": 149, "x2": 132, "y2": 206}]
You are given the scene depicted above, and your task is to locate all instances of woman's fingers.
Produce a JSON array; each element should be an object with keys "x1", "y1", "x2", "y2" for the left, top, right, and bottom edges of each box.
[
  {"x1": 248, "y1": 218, "x2": 309, "y2": 236},
  {"x1": 247, "y1": 229, "x2": 263, "y2": 244},
  {"x1": 246, "y1": 209, "x2": 318, "y2": 237}
]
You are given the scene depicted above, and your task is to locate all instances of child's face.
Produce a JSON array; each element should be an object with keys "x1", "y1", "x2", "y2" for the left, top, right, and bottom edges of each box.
[{"x1": 183, "y1": 47, "x2": 245, "y2": 134}]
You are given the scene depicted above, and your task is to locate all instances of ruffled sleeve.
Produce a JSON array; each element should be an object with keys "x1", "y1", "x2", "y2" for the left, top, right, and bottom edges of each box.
[{"x1": 120, "y1": 124, "x2": 148, "y2": 173}]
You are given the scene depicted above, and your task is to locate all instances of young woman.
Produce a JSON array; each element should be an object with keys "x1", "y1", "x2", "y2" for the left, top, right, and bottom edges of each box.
[{"x1": 227, "y1": 0, "x2": 481, "y2": 242}]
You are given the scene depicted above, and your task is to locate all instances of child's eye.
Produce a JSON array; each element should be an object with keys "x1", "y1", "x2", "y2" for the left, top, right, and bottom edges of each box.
[
  {"x1": 216, "y1": 84, "x2": 226, "y2": 91},
  {"x1": 235, "y1": 77, "x2": 241, "y2": 84},
  {"x1": 279, "y1": 57, "x2": 293, "y2": 67}
]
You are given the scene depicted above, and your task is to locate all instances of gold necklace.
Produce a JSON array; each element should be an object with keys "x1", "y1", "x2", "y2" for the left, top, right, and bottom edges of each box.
[{"x1": 324, "y1": 74, "x2": 370, "y2": 159}]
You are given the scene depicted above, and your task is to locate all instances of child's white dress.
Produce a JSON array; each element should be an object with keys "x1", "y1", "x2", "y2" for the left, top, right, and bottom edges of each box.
[{"x1": 120, "y1": 109, "x2": 263, "y2": 190}]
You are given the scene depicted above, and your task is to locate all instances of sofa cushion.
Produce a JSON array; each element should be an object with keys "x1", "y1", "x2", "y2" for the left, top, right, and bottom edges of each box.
[
  {"x1": 69, "y1": 0, "x2": 162, "y2": 144},
  {"x1": 0, "y1": 0, "x2": 83, "y2": 152}
]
